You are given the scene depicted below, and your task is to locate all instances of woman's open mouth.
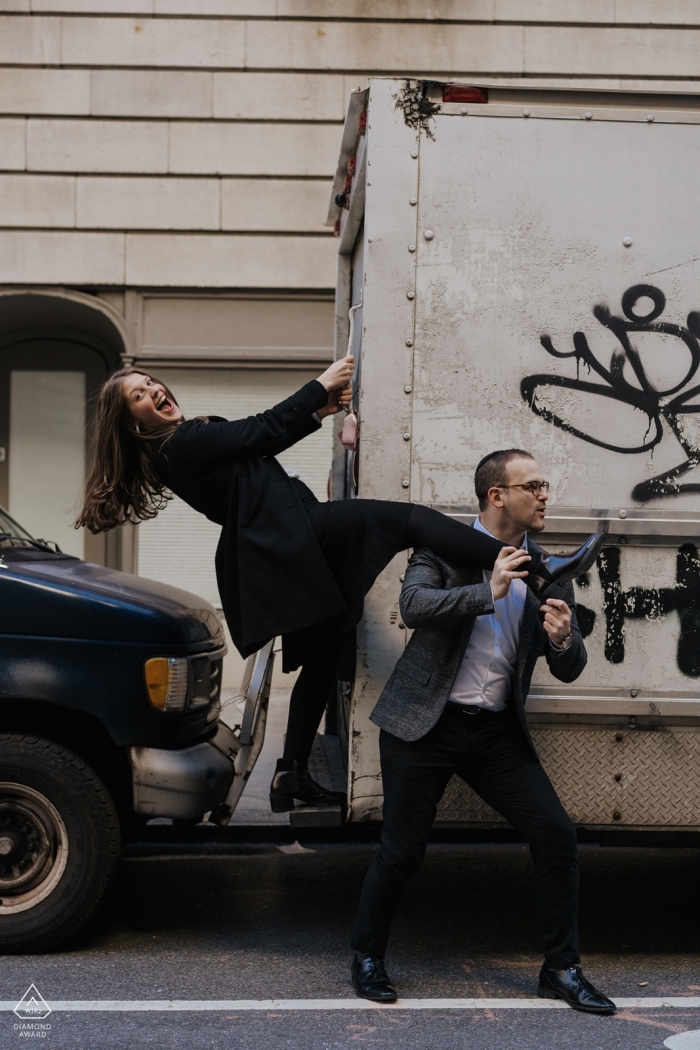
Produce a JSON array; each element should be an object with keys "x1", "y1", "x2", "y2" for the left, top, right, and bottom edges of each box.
[{"x1": 156, "y1": 394, "x2": 172, "y2": 412}]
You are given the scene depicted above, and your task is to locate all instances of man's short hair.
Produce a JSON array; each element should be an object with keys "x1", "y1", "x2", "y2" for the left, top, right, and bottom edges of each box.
[{"x1": 474, "y1": 448, "x2": 535, "y2": 510}]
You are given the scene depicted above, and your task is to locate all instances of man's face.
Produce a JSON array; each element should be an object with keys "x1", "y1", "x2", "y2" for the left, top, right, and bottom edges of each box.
[{"x1": 494, "y1": 456, "x2": 549, "y2": 533}]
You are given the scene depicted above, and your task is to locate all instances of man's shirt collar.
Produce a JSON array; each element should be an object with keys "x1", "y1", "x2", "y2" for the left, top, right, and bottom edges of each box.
[{"x1": 474, "y1": 516, "x2": 529, "y2": 551}]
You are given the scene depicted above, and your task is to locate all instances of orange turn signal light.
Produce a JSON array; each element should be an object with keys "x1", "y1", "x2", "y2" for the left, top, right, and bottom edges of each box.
[{"x1": 143, "y1": 656, "x2": 189, "y2": 712}]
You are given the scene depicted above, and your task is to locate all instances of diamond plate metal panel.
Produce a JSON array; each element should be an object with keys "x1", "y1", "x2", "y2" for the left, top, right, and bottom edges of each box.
[
  {"x1": 437, "y1": 776, "x2": 505, "y2": 825},
  {"x1": 435, "y1": 727, "x2": 700, "y2": 827}
]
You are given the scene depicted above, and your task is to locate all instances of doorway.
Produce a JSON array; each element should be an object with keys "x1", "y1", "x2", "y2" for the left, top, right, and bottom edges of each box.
[{"x1": 0, "y1": 335, "x2": 118, "y2": 565}]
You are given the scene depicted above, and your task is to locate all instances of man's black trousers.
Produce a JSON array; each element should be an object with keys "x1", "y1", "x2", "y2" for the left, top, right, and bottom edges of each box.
[{"x1": 351, "y1": 703, "x2": 580, "y2": 969}]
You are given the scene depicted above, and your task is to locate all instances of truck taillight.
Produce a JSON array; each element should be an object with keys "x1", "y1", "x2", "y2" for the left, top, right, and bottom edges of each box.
[
  {"x1": 144, "y1": 657, "x2": 189, "y2": 712},
  {"x1": 442, "y1": 85, "x2": 488, "y2": 104}
]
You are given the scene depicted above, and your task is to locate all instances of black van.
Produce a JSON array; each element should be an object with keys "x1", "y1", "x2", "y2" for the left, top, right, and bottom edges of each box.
[{"x1": 0, "y1": 505, "x2": 251, "y2": 954}]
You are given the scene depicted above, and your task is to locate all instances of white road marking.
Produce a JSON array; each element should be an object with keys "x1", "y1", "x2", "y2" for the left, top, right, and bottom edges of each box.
[
  {"x1": 666, "y1": 1035, "x2": 700, "y2": 1049},
  {"x1": 2, "y1": 998, "x2": 700, "y2": 1012}
]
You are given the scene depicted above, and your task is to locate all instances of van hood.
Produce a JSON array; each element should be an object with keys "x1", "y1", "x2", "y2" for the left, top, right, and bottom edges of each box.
[{"x1": 0, "y1": 553, "x2": 225, "y2": 648}]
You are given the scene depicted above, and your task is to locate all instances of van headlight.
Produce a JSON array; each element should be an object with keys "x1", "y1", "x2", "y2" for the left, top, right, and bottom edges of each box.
[{"x1": 144, "y1": 657, "x2": 189, "y2": 712}]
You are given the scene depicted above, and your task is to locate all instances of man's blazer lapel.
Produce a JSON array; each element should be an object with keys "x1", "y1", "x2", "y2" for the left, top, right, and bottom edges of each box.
[
  {"x1": 517, "y1": 590, "x2": 540, "y2": 681},
  {"x1": 455, "y1": 563, "x2": 484, "y2": 659}
]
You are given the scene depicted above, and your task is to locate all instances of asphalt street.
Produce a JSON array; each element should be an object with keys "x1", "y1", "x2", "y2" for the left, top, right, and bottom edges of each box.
[{"x1": 2, "y1": 840, "x2": 700, "y2": 1050}]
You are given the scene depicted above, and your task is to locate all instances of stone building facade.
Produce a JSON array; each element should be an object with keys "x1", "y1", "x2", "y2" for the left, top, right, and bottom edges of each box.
[{"x1": 0, "y1": 1, "x2": 697, "y2": 634}]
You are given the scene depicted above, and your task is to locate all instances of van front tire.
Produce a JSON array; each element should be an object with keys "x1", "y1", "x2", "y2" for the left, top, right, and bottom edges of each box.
[{"x1": 0, "y1": 733, "x2": 120, "y2": 954}]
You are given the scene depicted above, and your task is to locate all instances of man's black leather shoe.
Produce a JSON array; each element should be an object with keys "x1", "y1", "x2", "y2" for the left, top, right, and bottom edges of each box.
[
  {"x1": 269, "y1": 761, "x2": 346, "y2": 813},
  {"x1": 538, "y1": 964, "x2": 616, "y2": 1014},
  {"x1": 528, "y1": 533, "x2": 605, "y2": 602},
  {"x1": 351, "y1": 953, "x2": 398, "y2": 1003}
]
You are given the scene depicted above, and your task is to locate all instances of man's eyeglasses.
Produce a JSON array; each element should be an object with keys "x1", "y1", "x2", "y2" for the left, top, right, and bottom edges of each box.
[{"x1": 499, "y1": 480, "x2": 550, "y2": 496}]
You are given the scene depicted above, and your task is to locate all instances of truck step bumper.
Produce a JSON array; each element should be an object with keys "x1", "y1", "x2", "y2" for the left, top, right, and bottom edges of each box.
[{"x1": 129, "y1": 742, "x2": 234, "y2": 821}]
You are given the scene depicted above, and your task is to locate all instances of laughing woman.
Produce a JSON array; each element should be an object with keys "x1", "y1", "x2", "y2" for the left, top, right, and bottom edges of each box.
[{"x1": 77, "y1": 360, "x2": 593, "y2": 813}]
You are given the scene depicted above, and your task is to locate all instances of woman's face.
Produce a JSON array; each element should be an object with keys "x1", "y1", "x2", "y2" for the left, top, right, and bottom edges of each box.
[{"x1": 122, "y1": 373, "x2": 183, "y2": 429}]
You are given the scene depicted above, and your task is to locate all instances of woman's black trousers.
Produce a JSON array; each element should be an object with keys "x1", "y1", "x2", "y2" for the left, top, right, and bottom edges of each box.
[{"x1": 281, "y1": 498, "x2": 505, "y2": 767}]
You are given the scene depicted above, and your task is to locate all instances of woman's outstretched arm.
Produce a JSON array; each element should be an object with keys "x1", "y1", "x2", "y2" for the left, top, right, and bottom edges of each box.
[
  {"x1": 264, "y1": 412, "x2": 322, "y2": 458},
  {"x1": 265, "y1": 383, "x2": 352, "y2": 458},
  {"x1": 164, "y1": 357, "x2": 353, "y2": 473},
  {"x1": 164, "y1": 382, "x2": 327, "y2": 471}
]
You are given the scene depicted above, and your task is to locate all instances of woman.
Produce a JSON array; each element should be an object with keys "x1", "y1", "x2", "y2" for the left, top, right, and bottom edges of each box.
[{"x1": 77, "y1": 361, "x2": 595, "y2": 813}]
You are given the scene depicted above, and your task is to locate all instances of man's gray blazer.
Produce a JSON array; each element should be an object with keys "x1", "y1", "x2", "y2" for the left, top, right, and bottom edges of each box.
[{"x1": 370, "y1": 537, "x2": 587, "y2": 761}]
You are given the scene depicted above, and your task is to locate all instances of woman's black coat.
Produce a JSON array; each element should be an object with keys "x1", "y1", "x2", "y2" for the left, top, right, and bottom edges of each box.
[{"x1": 157, "y1": 380, "x2": 347, "y2": 657}]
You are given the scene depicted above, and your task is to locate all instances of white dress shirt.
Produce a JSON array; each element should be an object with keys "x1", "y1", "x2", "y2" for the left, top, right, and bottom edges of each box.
[{"x1": 448, "y1": 518, "x2": 527, "y2": 712}]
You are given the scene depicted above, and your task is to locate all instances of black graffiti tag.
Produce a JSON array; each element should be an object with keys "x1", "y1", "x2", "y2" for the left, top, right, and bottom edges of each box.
[
  {"x1": 576, "y1": 544, "x2": 700, "y2": 677},
  {"x1": 521, "y1": 285, "x2": 700, "y2": 500}
]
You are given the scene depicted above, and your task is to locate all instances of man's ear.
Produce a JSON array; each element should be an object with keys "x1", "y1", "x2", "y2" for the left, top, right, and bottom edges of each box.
[{"x1": 487, "y1": 486, "x2": 505, "y2": 508}]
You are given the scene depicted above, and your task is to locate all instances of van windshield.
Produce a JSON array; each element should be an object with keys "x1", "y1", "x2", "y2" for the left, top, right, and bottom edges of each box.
[{"x1": 0, "y1": 507, "x2": 36, "y2": 543}]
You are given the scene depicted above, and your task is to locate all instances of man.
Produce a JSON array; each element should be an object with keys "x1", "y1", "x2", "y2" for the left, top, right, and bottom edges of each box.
[{"x1": 349, "y1": 449, "x2": 615, "y2": 1015}]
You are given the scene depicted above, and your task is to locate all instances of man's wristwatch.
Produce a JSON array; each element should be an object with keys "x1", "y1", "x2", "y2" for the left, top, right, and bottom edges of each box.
[{"x1": 551, "y1": 631, "x2": 573, "y2": 651}]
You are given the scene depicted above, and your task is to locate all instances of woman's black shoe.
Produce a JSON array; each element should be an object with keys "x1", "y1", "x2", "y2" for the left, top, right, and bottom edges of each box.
[
  {"x1": 269, "y1": 761, "x2": 346, "y2": 813},
  {"x1": 538, "y1": 964, "x2": 616, "y2": 1014},
  {"x1": 528, "y1": 533, "x2": 605, "y2": 602},
  {"x1": 351, "y1": 953, "x2": 398, "y2": 1003}
]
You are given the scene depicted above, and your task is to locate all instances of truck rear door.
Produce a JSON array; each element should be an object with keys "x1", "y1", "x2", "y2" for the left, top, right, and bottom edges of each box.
[{"x1": 337, "y1": 79, "x2": 700, "y2": 832}]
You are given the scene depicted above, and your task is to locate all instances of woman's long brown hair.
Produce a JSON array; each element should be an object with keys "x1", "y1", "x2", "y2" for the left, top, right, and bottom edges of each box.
[{"x1": 76, "y1": 367, "x2": 181, "y2": 534}]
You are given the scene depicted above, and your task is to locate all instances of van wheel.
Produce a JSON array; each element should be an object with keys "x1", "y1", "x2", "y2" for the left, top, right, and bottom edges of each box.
[{"x1": 0, "y1": 734, "x2": 120, "y2": 954}]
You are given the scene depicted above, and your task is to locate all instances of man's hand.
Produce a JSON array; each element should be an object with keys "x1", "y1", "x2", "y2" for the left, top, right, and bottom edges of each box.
[
  {"x1": 316, "y1": 383, "x2": 352, "y2": 419},
  {"x1": 540, "y1": 598, "x2": 573, "y2": 647},
  {"x1": 490, "y1": 546, "x2": 531, "y2": 601}
]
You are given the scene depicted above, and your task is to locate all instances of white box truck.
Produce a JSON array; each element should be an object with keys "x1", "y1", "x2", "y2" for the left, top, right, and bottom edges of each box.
[{"x1": 322, "y1": 78, "x2": 700, "y2": 834}]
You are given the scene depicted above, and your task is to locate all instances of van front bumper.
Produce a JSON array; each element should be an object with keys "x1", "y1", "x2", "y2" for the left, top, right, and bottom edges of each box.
[{"x1": 129, "y1": 740, "x2": 234, "y2": 820}]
